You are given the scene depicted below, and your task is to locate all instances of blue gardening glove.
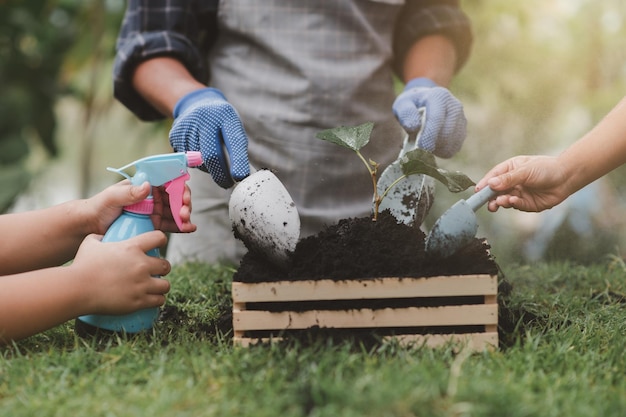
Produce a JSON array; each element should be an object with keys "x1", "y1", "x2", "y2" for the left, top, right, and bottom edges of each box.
[
  {"x1": 169, "y1": 88, "x2": 250, "y2": 188},
  {"x1": 392, "y1": 77, "x2": 467, "y2": 158}
]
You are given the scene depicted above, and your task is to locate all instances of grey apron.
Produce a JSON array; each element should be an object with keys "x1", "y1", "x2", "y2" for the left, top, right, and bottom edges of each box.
[{"x1": 168, "y1": 0, "x2": 406, "y2": 264}]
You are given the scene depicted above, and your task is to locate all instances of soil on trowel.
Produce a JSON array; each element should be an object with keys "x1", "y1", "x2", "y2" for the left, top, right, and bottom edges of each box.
[{"x1": 233, "y1": 211, "x2": 499, "y2": 283}]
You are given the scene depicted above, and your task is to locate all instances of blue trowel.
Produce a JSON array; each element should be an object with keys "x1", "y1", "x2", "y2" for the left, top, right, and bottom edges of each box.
[{"x1": 425, "y1": 186, "x2": 496, "y2": 258}]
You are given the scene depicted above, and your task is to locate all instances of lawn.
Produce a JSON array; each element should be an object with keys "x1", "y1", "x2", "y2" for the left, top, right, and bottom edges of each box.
[{"x1": 1, "y1": 259, "x2": 626, "y2": 417}]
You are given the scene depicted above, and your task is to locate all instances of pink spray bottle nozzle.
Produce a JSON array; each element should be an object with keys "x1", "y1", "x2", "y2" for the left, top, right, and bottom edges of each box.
[
  {"x1": 185, "y1": 151, "x2": 203, "y2": 168},
  {"x1": 107, "y1": 151, "x2": 202, "y2": 230}
]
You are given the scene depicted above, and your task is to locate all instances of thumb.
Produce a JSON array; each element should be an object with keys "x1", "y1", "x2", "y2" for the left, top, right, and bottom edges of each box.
[
  {"x1": 76, "y1": 234, "x2": 104, "y2": 253},
  {"x1": 127, "y1": 181, "x2": 152, "y2": 203},
  {"x1": 88, "y1": 233, "x2": 104, "y2": 241},
  {"x1": 105, "y1": 180, "x2": 151, "y2": 208}
]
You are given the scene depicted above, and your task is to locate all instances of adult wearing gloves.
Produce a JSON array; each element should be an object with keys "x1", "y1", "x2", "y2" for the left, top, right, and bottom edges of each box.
[{"x1": 113, "y1": 0, "x2": 473, "y2": 264}]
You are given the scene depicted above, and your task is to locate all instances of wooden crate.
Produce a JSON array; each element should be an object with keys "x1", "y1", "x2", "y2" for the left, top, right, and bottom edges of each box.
[{"x1": 232, "y1": 274, "x2": 498, "y2": 351}]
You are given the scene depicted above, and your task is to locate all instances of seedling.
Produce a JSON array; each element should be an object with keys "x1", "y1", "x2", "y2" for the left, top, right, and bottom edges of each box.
[{"x1": 316, "y1": 122, "x2": 475, "y2": 221}]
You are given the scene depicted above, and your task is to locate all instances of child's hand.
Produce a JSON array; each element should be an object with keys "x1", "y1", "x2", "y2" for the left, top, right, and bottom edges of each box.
[
  {"x1": 89, "y1": 180, "x2": 196, "y2": 235},
  {"x1": 476, "y1": 155, "x2": 571, "y2": 213},
  {"x1": 152, "y1": 183, "x2": 197, "y2": 233},
  {"x1": 71, "y1": 231, "x2": 171, "y2": 315}
]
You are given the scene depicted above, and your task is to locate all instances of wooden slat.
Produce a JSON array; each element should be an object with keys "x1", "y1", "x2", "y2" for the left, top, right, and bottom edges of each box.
[
  {"x1": 392, "y1": 332, "x2": 498, "y2": 350},
  {"x1": 232, "y1": 275, "x2": 497, "y2": 303},
  {"x1": 234, "y1": 332, "x2": 498, "y2": 350},
  {"x1": 233, "y1": 304, "x2": 497, "y2": 331}
]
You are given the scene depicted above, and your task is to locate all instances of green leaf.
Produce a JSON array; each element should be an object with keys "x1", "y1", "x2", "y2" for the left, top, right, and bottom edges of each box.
[
  {"x1": 400, "y1": 148, "x2": 475, "y2": 193},
  {"x1": 316, "y1": 122, "x2": 374, "y2": 151}
]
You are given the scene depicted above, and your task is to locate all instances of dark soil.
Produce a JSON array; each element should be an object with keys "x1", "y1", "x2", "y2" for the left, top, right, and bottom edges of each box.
[{"x1": 233, "y1": 211, "x2": 499, "y2": 282}]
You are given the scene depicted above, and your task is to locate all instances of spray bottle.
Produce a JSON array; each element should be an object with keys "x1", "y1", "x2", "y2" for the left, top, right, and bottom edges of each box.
[{"x1": 74, "y1": 151, "x2": 202, "y2": 337}]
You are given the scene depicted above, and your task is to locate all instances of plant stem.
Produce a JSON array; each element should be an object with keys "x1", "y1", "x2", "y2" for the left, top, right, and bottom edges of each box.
[
  {"x1": 374, "y1": 174, "x2": 407, "y2": 222},
  {"x1": 379, "y1": 174, "x2": 407, "y2": 203},
  {"x1": 356, "y1": 150, "x2": 380, "y2": 221}
]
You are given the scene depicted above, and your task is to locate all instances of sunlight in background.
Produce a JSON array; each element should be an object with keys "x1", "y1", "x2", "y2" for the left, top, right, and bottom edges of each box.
[{"x1": 438, "y1": 0, "x2": 626, "y2": 264}]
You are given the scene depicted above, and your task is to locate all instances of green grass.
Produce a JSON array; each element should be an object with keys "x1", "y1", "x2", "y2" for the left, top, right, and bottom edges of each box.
[{"x1": 2, "y1": 259, "x2": 626, "y2": 417}]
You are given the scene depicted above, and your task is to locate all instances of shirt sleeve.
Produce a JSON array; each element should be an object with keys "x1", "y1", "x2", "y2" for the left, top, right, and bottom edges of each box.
[
  {"x1": 392, "y1": 0, "x2": 473, "y2": 80},
  {"x1": 113, "y1": 0, "x2": 218, "y2": 121}
]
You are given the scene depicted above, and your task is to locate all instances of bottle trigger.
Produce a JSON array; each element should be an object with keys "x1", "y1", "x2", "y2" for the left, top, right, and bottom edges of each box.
[{"x1": 164, "y1": 174, "x2": 189, "y2": 231}]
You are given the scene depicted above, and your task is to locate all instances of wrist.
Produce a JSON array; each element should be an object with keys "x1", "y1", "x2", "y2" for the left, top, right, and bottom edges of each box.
[
  {"x1": 404, "y1": 77, "x2": 438, "y2": 91},
  {"x1": 64, "y1": 199, "x2": 100, "y2": 237},
  {"x1": 64, "y1": 262, "x2": 98, "y2": 315},
  {"x1": 556, "y1": 153, "x2": 586, "y2": 197},
  {"x1": 173, "y1": 87, "x2": 227, "y2": 118}
]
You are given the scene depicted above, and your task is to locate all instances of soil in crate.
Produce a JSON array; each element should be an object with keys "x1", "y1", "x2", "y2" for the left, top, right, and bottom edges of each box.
[{"x1": 233, "y1": 211, "x2": 500, "y2": 283}]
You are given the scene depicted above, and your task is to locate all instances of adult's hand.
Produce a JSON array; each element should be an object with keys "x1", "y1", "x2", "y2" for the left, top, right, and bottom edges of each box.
[
  {"x1": 393, "y1": 77, "x2": 466, "y2": 158},
  {"x1": 170, "y1": 88, "x2": 250, "y2": 188}
]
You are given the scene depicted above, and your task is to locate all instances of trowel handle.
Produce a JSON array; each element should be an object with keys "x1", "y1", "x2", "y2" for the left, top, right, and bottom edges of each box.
[
  {"x1": 400, "y1": 108, "x2": 426, "y2": 156},
  {"x1": 466, "y1": 186, "x2": 497, "y2": 212}
]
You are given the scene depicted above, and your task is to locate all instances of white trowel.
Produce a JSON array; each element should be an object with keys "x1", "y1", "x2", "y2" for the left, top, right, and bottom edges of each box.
[{"x1": 228, "y1": 167, "x2": 300, "y2": 269}]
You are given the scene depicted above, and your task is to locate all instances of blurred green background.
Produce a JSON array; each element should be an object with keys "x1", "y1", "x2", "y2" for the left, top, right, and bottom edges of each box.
[{"x1": 2, "y1": 0, "x2": 625, "y2": 267}]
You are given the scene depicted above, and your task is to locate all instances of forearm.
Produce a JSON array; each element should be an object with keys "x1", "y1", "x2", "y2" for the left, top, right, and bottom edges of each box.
[
  {"x1": 401, "y1": 34, "x2": 458, "y2": 86},
  {"x1": 392, "y1": 1, "x2": 472, "y2": 82},
  {"x1": 132, "y1": 57, "x2": 207, "y2": 117},
  {"x1": 113, "y1": 0, "x2": 211, "y2": 120},
  {"x1": 0, "y1": 267, "x2": 86, "y2": 343},
  {"x1": 558, "y1": 97, "x2": 626, "y2": 194},
  {"x1": 0, "y1": 200, "x2": 92, "y2": 275}
]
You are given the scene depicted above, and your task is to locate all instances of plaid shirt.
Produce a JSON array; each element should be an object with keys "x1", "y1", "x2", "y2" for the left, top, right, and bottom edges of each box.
[{"x1": 113, "y1": 0, "x2": 472, "y2": 121}]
